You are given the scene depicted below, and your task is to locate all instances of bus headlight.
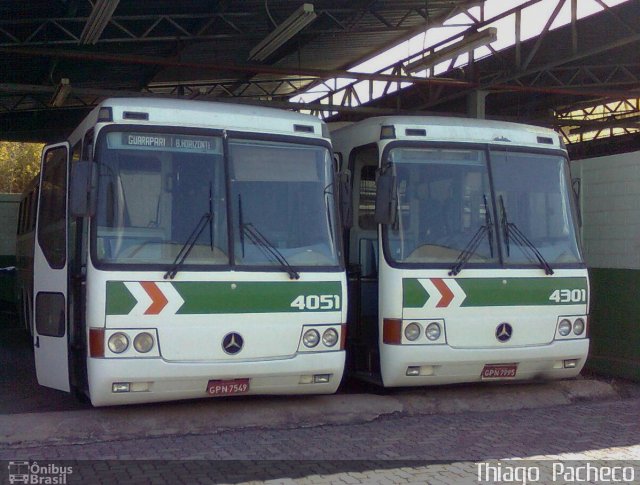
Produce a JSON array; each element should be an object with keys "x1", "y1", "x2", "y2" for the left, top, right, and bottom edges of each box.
[
  {"x1": 573, "y1": 318, "x2": 585, "y2": 336},
  {"x1": 108, "y1": 332, "x2": 129, "y2": 354},
  {"x1": 426, "y1": 322, "x2": 441, "y2": 341},
  {"x1": 303, "y1": 329, "x2": 320, "y2": 348},
  {"x1": 558, "y1": 319, "x2": 572, "y2": 336},
  {"x1": 133, "y1": 332, "x2": 154, "y2": 353},
  {"x1": 322, "y1": 328, "x2": 339, "y2": 347},
  {"x1": 404, "y1": 322, "x2": 421, "y2": 341}
]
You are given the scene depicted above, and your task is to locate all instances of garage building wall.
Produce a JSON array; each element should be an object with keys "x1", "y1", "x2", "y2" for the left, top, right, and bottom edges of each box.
[
  {"x1": 0, "y1": 193, "x2": 20, "y2": 308},
  {"x1": 573, "y1": 151, "x2": 640, "y2": 381}
]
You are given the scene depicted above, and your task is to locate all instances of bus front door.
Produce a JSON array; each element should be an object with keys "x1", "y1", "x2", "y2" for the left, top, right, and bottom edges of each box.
[{"x1": 33, "y1": 142, "x2": 71, "y2": 392}]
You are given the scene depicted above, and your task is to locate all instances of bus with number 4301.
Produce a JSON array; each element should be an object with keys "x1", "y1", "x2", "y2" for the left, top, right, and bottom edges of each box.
[
  {"x1": 16, "y1": 98, "x2": 348, "y2": 406},
  {"x1": 331, "y1": 116, "x2": 588, "y2": 387}
]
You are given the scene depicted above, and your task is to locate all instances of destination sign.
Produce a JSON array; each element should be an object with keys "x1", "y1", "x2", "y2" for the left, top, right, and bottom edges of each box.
[{"x1": 106, "y1": 132, "x2": 222, "y2": 154}]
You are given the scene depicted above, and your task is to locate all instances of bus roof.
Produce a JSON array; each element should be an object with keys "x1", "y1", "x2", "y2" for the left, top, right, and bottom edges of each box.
[
  {"x1": 69, "y1": 97, "x2": 328, "y2": 143},
  {"x1": 330, "y1": 115, "x2": 564, "y2": 152}
]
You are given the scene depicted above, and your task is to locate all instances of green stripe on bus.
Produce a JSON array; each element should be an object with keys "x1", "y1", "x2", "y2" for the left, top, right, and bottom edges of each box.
[
  {"x1": 106, "y1": 281, "x2": 138, "y2": 315},
  {"x1": 402, "y1": 278, "x2": 431, "y2": 308},
  {"x1": 106, "y1": 281, "x2": 342, "y2": 315},
  {"x1": 176, "y1": 281, "x2": 342, "y2": 314},
  {"x1": 403, "y1": 277, "x2": 588, "y2": 308},
  {"x1": 460, "y1": 277, "x2": 587, "y2": 306}
]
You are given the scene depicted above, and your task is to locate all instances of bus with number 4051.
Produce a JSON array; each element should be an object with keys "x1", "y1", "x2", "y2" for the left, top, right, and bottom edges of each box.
[
  {"x1": 331, "y1": 116, "x2": 589, "y2": 387},
  {"x1": 16, "y1": 97, "x2": 348, "y2": 406}
]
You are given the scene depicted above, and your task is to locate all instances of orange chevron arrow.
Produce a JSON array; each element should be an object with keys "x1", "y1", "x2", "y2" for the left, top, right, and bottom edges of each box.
[
  {"x1": 140, "y1": 281, "x2": 168, "y2": 315},
  {"x1": 431, "y1": 278, "x2": 454, "y2": 308}
]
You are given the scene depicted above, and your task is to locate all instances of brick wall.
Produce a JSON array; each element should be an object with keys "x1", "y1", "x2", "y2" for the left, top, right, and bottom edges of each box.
[{"x1": 573, "y1": 151, "x2": 640, "y2": 270}]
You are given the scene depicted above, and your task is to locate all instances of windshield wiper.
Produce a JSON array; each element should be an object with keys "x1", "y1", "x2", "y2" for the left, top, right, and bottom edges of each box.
[
  {"x1": 498, "y1": 195, "x2": 510, "y2": 256},
  {"x1": 499, "y1": 195, "x2": 554, "y2": 275},
  {"x1": 324, "y1": 183, "x2": 335, "y2": 243},
  {"x1": 484, "y1": 194, "x2": 494, "y2": 259},
  {"x1": 238, "y1": 194, "x2": 245, "y2": 257},
  {"x1": 241, "y1": 222, "x2": 300, "y2": 280},
  {"x1": 449, "y1": 194, "x2": 494, "y2": 276},
  {"x1": 164, "y1": 211, "x2": 213, "y2": 280},
  {"x1": 208, "y1": 182, "x2": 214, "y2": 252}
]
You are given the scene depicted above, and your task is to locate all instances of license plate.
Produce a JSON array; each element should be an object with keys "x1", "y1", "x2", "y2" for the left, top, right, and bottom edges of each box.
[
  {"x1": 207, "y1": 378, "x2": 250, "y2": 396},
  {"x1": 481, "y1": 363, "x2": 518, "y2": 379}
]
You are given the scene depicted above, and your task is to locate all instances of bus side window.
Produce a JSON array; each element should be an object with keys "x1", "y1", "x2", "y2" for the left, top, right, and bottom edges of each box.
[
  {"x1": 38, "y1": 147, "x2": 68, "y2": 269},
  {"x1": 358, "y1": 165, "x2": 377, "y2": 231},
  {"x1": 350, "y1": 145, "x2": 379, "y2": 231},
  {"x1": 349, "y1": 144, "x2": 379, "y2": 276}
]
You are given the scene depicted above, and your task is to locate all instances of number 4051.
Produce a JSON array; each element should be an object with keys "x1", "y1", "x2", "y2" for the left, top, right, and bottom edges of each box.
[{"x1": 290, "y1": 295, "x2": 340, "y2": 310}]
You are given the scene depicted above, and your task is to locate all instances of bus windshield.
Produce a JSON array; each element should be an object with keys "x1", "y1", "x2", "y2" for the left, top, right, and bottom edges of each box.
[
  {"x1": 229, "y1": 139, "x2": 339, "y2": 267},
  {"x1": 94, "y1": 130, "x2": 339, "y2": 269},
  {"x1": 491, "y1": 150, "x2": 581, "y2": 266},
  {"x1": 95, "y1": 131, "x2": 228, "y2": 266},
  {"x1": 384, "y1": 146, "x2": 581, "y2": 267},
  {"x1": 386, "y1": 147, "x2": 498, "y2": 265}
]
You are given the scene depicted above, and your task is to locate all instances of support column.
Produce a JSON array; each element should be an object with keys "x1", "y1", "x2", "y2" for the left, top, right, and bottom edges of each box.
[{"x1": 467, "y1": 90, "x2": 489, "y2": 119}]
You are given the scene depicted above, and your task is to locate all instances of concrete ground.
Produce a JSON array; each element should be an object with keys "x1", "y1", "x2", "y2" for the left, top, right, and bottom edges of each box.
[
  {"x1": 2, "y1": 311, "x2": 640, "y2": 483},
  {"x1": 1, "y1": 376, "x2": 636, "y2": 448},
  {"x1": 2, "y1": 387, "x2": 640, "y2": 484}
]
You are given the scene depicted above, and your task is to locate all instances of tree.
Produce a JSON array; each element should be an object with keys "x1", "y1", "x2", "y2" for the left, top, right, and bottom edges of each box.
[{"x1": 0, "y1": 142, "x2": 43, "y2": 193}]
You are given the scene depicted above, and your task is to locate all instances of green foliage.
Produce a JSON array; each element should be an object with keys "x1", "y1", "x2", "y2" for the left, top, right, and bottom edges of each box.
[{"x1": 0, "y1": 142, "x2": 43, "y2": 193}]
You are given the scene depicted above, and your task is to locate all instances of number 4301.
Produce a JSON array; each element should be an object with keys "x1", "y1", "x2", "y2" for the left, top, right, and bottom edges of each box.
[
  {"x1": 549, "y1": 289, "x2": 586, "y2": 303},
  {"x1": 290, "y1": 294, "x2": 341, "y2": 310}
]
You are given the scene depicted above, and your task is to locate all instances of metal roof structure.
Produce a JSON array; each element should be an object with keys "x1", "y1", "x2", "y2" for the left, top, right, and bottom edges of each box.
[{"x1": 0, "y1": 0, "x2": 638, "y2": 151}]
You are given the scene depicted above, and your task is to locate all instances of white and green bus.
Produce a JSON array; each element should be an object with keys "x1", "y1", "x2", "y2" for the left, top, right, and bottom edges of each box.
[
  {"x1": 331, "y1": 116, "x2": 588, "y2": 387},
  {"x1": 19, "y1": 98, "x2": 346, "y2": 406}
]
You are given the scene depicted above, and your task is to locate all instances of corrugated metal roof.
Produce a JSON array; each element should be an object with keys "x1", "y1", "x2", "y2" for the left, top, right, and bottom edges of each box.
[
  {"x1": 0, "y1": 1, "x2": 476, "y2": 88},
  {"x1": 0, "y1": 0, "x2": 638, "y2": 143}
]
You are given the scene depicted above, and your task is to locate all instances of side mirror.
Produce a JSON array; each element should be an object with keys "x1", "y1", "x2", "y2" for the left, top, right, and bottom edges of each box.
[
  {"x1": 333, "y1": 152, "x2": 343, "y2": 173},
  {"x1": 70, "y1": 160, "x2": 96, "y2": 217},
  {"x1": 571, "y1": 177, "x2": 582, "y2": 227},
  {"x1": 374, "y1": 171, "x2": 397, "y2": 225},
  {"x1": 337, "y1": 170, "x2": 353, "y2": 229},
  {"x1": 571, "y1": 177, "x2": 581, "y2": 200}
]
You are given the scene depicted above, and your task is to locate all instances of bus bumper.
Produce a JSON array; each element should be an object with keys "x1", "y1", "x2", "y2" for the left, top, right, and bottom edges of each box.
[
  {"x1": 87, "y1": 351, "x2": 345, "y2": 406},
  {"x1": 380, "y1": 339, "x2": 589, "y2": 387}
]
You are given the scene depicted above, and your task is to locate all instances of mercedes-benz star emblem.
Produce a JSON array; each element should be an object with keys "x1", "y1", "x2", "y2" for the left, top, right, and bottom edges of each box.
[
  {"x1": 222, "y1": 332, "x2": 244, "y2": 355},
  {"x1": 496, "y1": 323, "x2": 513, "y2": 342}
]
